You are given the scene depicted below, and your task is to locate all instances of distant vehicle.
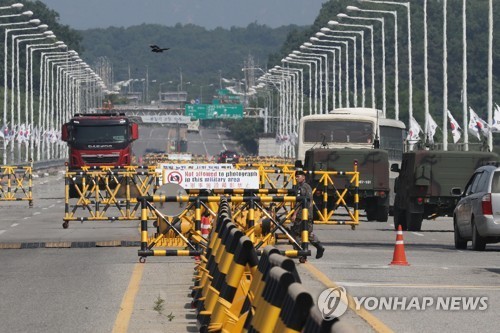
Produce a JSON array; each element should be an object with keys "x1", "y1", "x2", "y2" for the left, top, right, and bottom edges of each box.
[
  {"x1": 452, "y1": 164, "x2": 500, "y2": 251},
  {"x1": 217, "y1": 150, "x2": 240, "y2": 163},
  {"x1": 187, "y1": 119, "x2": 200, "y2": 133},
  {"x1": 392, "y1": 150, "x2": 499, "y2": 231},
  {"x1": 144, "y1": 148, "x2": 165, "y2": 154},
  {"x1": 61, "y1": 112, "x2": 139, "y2": 169}
]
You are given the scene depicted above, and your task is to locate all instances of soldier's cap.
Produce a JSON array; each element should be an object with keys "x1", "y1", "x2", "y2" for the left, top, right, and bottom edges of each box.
[{"x1": 295, "y1": 170, "x2": 306, "y2": 176}]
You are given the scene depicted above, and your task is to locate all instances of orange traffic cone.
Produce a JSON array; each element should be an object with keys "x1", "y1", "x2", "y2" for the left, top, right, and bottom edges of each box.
[
  {"x1": 390, "y1": 225, "x2": 409, "y2": 266},
  {"x1": 201, "y1": 215, "x2": 211, "y2": 239}
]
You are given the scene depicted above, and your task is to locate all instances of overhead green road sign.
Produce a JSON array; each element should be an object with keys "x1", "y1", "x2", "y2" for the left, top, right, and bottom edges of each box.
[{"x1": 185, "y1": 104, "x2": 243, "y2": 119}]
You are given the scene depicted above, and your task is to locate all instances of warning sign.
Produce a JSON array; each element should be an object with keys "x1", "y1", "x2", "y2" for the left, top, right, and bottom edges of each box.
[
  {"x1": 165, "y1": 171, "x2": 183, "y2": 184},
  {"x1": 159, "y1": 163, "x2": 234, "y2": 170},
  {"x1": 161, "y1": 169, "x2": 259, "y2": 189}
]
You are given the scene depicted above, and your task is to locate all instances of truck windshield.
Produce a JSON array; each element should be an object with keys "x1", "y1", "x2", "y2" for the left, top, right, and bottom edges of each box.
[
  {"x1": 303, "y1": 120, "x2": 374, "y2": 143},
  {"x1": 72, "y1": 125, "x2": 128, "y2": 143}
]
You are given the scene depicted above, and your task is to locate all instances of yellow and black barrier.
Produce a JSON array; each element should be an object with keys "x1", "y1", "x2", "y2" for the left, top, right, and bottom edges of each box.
[
  {"x1": 191, "y1": 218, "x2": 355, "y2": 333},
  {"x1": 235, "y1": 162, "x2": 295, "y2": 189},
  {"x1": 62, "y1": 163, "x2": 360, "y2": 231},
  {"x1": 62, "y1": 165, "x2": 159, "y2": 228},
  {"x1": 137, "y1": 194, "x2": 312, "y2": 260},
  {"x1": 0, "y1": 163, "x2": 33, "y2": 207},
  {"x1": 306, "y1": 162, "x2": 360, "y2": 227}
]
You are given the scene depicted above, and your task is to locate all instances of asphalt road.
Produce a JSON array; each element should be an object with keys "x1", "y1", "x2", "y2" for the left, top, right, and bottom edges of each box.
[
  {"x1": 133, "y1": 124, "x2": 241, "y2": 160},
  {"x1": 0, "y1": 126, "x2": 499, "y2": 332}
]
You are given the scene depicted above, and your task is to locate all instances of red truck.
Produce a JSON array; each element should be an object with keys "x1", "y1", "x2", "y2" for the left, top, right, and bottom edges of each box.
[{"x1": 61, "y1": 112, "x2": 139, "y2": 169}]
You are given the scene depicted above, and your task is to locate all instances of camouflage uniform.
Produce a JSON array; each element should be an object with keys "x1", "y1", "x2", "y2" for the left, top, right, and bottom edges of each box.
[{"x1": 293, "y1": 179, "x2": 322, "y2": 249}]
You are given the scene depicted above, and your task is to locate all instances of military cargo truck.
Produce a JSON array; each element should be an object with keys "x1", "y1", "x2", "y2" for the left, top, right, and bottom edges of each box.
[
  {"x1": 303, "y1": 148, "x2": 390, "y2": 222},
  {"x1": 391, "y1": 150, "x2": 499, "y2": 231}
]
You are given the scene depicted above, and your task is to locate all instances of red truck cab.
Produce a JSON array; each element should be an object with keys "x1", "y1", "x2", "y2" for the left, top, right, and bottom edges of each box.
[{"x1": 61, "y1": 113, "x2": 139, "y2": 169}]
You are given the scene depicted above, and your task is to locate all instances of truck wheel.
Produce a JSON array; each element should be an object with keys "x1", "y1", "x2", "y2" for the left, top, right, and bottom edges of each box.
[
  {"x1": 471, "y1": 220, "x2": 486, "y2": 251},
  {"x1": 364, "y1": 198, "x2": 376, "y2": 221},
  {"x1": 407, "y1": 212, "x2": 423, "y2": 231},
  {"x1": 365, "y1": 208, "x2": 376, "y2": 221},
  {"x1": 376, "y1": 206, "x2": 389, "y2": 222},
  {"x1": 453, "y1": 219, "x2": 467, "y2": 249},
  {"x1": 394, "y1": 208, "x2": 407, "y2": 231}
]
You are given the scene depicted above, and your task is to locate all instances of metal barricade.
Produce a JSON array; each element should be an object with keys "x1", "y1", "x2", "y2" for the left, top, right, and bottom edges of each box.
[
  {"x1": 62, "y1": 165, "x2": 159, "y2": 228},
  {"x1": 136, "y1": 193, "x2": 313, "y2": 261},
  {"x1": 0, "y1": 163, "x2": 33, "y2": 207}
]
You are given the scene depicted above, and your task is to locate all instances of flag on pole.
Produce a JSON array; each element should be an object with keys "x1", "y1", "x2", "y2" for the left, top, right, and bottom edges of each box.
[
  {"x1": 468, "y1": 107, "x2": 489, "y2": 140},
  {"x1": 406, "y1": 116, "x2": 422, "y2": 142},
  {"x1": 447, "y1": 110, "x2": 461, "y2": 143},
  {"x1": 0, "y1": 124, "x2": 6, "y2": 140},
  {"x1": 426, "y1": 114, "x2": 439, "y2": 144},
  {"x1": 492, "y1": 104, "x2": 500, "y2": 132}
]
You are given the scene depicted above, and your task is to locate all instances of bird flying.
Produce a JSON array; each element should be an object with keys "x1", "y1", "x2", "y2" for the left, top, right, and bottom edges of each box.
[{"x1": 150, "y1": 44, "x2": 170, "y2": 53}]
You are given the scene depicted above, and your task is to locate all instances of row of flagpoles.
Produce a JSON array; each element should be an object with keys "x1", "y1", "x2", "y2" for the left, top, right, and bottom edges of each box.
[
  {"x1": 408, "y1": 105, "x2": 500, "y2": 146},
  {"x1": 0, "y1": 123, "x2": 60, "y2": 144}
]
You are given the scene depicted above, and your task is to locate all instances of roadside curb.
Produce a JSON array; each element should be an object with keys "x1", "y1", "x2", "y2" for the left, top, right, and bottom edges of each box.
[{"x1": 0, "y1": 240, "x2": 141, "y2": 250}]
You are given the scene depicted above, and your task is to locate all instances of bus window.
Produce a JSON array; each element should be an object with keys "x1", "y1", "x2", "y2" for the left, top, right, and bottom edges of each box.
[{"x1": 303, "y1": 120, "x2": 373, "y2": 144}]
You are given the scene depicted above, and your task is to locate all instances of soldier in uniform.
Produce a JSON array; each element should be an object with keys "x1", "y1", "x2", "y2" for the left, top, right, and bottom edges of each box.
[{"x1": 291, "y1": 170, "x2": 325, "y2": 259}]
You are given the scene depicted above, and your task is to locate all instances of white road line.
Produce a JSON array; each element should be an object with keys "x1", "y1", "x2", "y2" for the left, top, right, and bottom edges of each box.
[
  {"x1": 33, "y1": 212, "x2": 41, "y2": 215},
  {"x1": 412, "y1": 232, "x2": 424, "y2": 236},
  {"x1": 23, "y1": 217, "x2": 30, "y2": 220},
  {"x1": 11, "y1": 223, "x2": 18, "y2": 227},
  {"x1": 49, "y1": 204, "x2": 55, "y2": 208},
  {"x1": 203, "y1": 141, "x2": 209, "y2": 157},
  {"x1": 0, "y1": 230, "x2": 5, "y2": 235}
]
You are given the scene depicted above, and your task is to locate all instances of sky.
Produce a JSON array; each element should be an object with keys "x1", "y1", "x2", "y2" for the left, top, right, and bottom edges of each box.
[{"x1": 39, "y1": 0, "x2": 329, "y2": 30}]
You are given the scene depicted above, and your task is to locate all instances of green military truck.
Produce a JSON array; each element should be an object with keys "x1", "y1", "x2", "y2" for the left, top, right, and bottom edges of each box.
[
  {"x1": 391, "y1": 150, "x2": 499, "y2": 231},
  {"x1": 303, "y1": 148, "x2": 390, "y2": 222}
]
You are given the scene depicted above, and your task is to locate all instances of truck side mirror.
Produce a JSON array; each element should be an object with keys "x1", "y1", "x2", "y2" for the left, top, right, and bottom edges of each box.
[
  {"x1": 390, "y1": 163, "x2": 400, "y2": 173},
  {"x1": 131, "y1": 123, "x2": 139, "y2": 140},
  {"x1": 61, "y1": 124, "x2": 69, "y2": 142},
  {"x1": 451, "y1": 187, "x2": 462, "y2": 197}
]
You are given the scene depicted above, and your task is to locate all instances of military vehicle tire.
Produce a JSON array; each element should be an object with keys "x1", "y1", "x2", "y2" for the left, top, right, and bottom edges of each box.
[
  {"x1": 471, "y1": 220, "x2": 486, "y2": 251},
  {"x1": 376, "y1": 206, "x2": 389, "y2": 222},
  {"x1": 453, "y1": 219, "x2": 467, "y2": 249},
  {"x1": 393, "y1": 207, "x2": 407, "y2": 231},
  {"x1": 365, "y1": 208, "x2": 377, "y2": 221},
  {"x1": 407, "y1": 212, "x2": 423, "y2": 231}
]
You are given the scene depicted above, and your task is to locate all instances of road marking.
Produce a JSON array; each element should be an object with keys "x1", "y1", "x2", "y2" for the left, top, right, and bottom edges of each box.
[
  {"x1": 49, "y1": 204, "x2": 55, "y2": 208},
  {"x1": 203, "y1": 141, "x2": 209, "y2": 157},
  {"x1": 336, "y1": 281, "x2": 500, "y2": 290},
  {"x1": 11, "y1": 223, "x2": 18, "y2": 227},
  {"x1": 304, "y1": 262, "x2": 393, "y2": 333},
  {"x1": 23, "y1": 217, "x2": 30, "y2": 220},
  {"x1": 112, "y1": 263, "x2": 144, "y2": 333},
  {"x1": 33, "y1": 212, "x2": 41, "y2": 215},
  {"x1": 0, "y1": 230, "x2": 5, "y2": 235},
  {"x1": 412, "y1": 232, "x2": 424, "y2": 236}
]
